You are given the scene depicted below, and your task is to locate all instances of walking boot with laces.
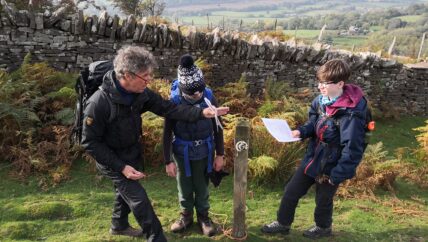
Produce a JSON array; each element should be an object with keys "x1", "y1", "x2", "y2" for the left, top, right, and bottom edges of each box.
[
  {"x1": 303, "y1": 225, "x2": 332, "y2": 239},
  {"x1": 109, "y1": 226, "x2": 143, "y2": 237},
  {"x1": 170, "y1": 210, "x2": 193, "y2": 233},
  {"x1": 261, "y1": 221, "x2": 290, "y2": 234},
  {"x1": 197, "y1": 211, "x2": 216, "y2": 237}
]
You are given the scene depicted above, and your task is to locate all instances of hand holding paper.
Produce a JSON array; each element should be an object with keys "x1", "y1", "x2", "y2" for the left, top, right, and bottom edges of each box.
[{"x1": 261, "y1": 118, "x2": 301, "y2": 142}]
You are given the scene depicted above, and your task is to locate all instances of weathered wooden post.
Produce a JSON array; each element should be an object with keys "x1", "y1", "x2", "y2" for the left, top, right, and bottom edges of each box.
[
  {"x1": 417, "y1": 32, "x2": 426, "y2": 61},
  {"x1": 232, "y1": 118, "x2": 250, "y2": 239},
  {"x1": 222, "y1": 15, "x2": 225, "y2": 30},
  {"x1": 388, "y1": 36, "x2": 396, "y2": 56},
  {"x1": 317, "y1": 24, "x2": 327, "y2": 43}
]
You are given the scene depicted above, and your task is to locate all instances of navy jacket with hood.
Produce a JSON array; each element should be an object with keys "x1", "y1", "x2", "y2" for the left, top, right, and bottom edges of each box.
[{"x1": 297, "y1": 84, "x2": 368, "y2": 185}]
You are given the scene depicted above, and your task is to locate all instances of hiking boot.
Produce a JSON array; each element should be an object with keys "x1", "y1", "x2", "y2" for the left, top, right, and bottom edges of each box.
[
  {"x1": 170, "y1": 211, "x2": 193, "y2": 233},
  {"x1": 261, "y1": 221, "x2": 290, "y2": 234},
  {"x1": 197, "y1": 211, "x2": 216, "y2": 237},
  {"x1": 109, "y1": 226, "x2": 143, "y2": 237},
  {"x1": 303, "y1": 225, "x2": 332, "y2": 239}
]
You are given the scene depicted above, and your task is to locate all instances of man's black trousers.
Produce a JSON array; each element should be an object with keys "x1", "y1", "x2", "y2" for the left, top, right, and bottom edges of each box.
[
  {"x1": 98, "y1": 164, "x2": 167, "y2": 242},
  {"x1": 277, "y1": 165, "x2": 339, "y2": 228}
]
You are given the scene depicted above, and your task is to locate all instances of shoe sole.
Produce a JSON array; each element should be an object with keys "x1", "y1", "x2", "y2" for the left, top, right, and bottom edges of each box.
[
  {"x1": 261, "y1": 228, "x2": 290, "y2": 235},
  {"x1": 198, "y1": 223, "x2": 217, "y2": 237},
  {"x1": 302, "y1": 232, "x2": 332, "y2": 239},
  {"x1": 109, "y1": 229, "x2": 143, "y2": 237}
]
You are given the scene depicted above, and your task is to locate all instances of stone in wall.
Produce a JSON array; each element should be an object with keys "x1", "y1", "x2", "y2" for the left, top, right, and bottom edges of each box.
[
  {"x1": 44, "y1": 6, "x2": 68, "y2": 28},
  {"x1": 0, "y1": 0, "x2": 17, "y2": 26},
  {"x1": 97, "y1": 11, "x2": 108, "y2": 36},
  {"x1": 110, "y1": 15, "x2": 118, "y2": 40},
  {"x1": 34, "y1": 13, "x2": 43, "y2": 30},
  {"x1": 91, "y1": 15, "x2": 98, "y2": 35},
  {"x1": 124, "y1": 15, "x2": 136, "y2": 39}
]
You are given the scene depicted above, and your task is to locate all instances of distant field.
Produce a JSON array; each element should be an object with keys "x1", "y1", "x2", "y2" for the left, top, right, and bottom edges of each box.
[
  {"x1": 394, "y1": 15, "x2": 425, "y2": 23},
  {"x1": 331, "y1": 36, "x2": 368, "y2": 48},
  {"x1": 179, "y1": 15, "x2": 288, "y2": 27},
  {"x1": 166, "y1": 0, "x2": 428, "y2": 24},
  {"x1": 282, "y1": 29, "x2": 368, "y2": 49},
  {"x1": 283, "y1": 29, "x2": 324, "y2": 39},
  {"x1": 370, "y1": 25, "x2": 383, "y2": 32},
  {"x1": 166, "y1": 2, "x2": 425, "y2": 57}
]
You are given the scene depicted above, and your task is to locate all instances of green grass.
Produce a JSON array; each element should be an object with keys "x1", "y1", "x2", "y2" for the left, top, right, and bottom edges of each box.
[
  {"x1": 371, "y1": 116, "x2": 427, "y2": 155},
  {"x1": 1, "y1": 161, "x2": 427, "y2": 242},
  {"x1": 0, "y1": 117, "x2": 427, "y2": 241}
]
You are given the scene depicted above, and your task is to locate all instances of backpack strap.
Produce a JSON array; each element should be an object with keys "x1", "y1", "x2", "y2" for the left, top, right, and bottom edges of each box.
[
  {"x1": 99, "y1": 86, "x2": 118, "y2": 123},
  {"x1": 170, "y1": 79, "x2": 181, "y2": 104}
]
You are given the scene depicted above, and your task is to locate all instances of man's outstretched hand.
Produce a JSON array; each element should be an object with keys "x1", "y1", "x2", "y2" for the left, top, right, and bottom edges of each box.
[
  {"x1": 122, "y1": 165, "x2": 146, "y2": 180},
  {"x1": 202, "y1": 107, "x2": 229, "y2": 118}
]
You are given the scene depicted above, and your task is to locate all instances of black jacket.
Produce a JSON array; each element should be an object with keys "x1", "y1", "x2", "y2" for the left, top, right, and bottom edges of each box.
[{"x1": 81, "y1": 71, "x2": 204, "y2": 172}]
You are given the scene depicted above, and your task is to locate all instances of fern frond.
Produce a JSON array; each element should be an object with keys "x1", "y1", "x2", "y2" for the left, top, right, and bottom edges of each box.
[
  {"x1": 363, "y1": 142, "x2": 389, "y2": 165},
  {"x1": 54, "y1": 108, "x2": 75, "y2": 125},
  {"x1": 0, "y1": 102, "x2": 39, "y2": 128}
]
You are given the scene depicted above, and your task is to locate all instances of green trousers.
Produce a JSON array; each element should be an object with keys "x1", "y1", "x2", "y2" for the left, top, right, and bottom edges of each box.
[{"x1": 173, "y1": 154, "x2": 210, "y2": 213}]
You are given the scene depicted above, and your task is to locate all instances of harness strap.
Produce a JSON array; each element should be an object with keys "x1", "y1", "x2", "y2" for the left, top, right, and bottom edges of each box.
[{"x1": 173, "y1": 136, "x2": 213, "y2": 177}]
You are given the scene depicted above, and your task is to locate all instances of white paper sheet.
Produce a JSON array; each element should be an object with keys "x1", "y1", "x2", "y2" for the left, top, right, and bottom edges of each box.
[{"x1": 261, "y1": 118, "x2": 301, "y2": 143}]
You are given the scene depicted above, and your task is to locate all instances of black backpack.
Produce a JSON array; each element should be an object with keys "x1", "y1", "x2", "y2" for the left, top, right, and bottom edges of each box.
[{"x1": 71, "y1": 60, "x2": 113, "y2": 145}]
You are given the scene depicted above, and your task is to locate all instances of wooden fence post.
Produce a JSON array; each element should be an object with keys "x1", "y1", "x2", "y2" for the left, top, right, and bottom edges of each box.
[
  {"x1": 418, "y1": 32, "x2": 426, "y2": 61},
  {"x1": 388, "y1": 36, "x2": 396, "y2": 56},
  {"x1": 232, "y1": 118, "x2": 250, "y2": 239}
]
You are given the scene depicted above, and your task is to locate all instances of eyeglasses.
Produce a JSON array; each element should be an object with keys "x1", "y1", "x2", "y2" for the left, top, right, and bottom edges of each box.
[
  {"x1": 183, "y1": 91, "x2": 203, "y2": 100},
  {"x1": 317, "y1": 81, "x2": 336, "y2": 88},
  {"x1": 129, "y1": 72, "x2": 152, "y2": 82}
]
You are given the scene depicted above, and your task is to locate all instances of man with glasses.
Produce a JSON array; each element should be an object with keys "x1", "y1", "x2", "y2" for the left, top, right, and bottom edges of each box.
[
  {"x1": 262, "y1": 59, "x2": 368, "y2": 239},
  {"x1": 81, "y1": 46, "x2": 228, "y2": 242}
]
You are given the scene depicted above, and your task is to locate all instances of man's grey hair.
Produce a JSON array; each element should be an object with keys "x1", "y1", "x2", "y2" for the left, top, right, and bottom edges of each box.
[{"x1": 114, "y1": 46, "x2": 157, "y2": 80}]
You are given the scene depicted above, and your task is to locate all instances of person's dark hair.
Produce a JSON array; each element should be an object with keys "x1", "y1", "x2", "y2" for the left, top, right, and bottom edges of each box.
[{"x1": 316, "y1": 59, "x2": 351, "y2": 83}]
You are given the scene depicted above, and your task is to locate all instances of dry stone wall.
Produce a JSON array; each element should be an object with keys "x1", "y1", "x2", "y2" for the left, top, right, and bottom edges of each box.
[{"x1": 0, "y1": 2, "x2": 427, "y2": 115}]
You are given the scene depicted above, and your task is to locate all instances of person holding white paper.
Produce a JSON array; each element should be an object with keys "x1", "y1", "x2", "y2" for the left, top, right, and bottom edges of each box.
[
  {"x1": 262, "y1": 59, "x2": 369, "y2": 239},
  {"x1": 261, "y1": 118, "x2": 300, "y2": 142}
]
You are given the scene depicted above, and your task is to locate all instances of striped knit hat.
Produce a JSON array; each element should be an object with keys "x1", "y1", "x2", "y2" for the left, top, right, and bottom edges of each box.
[{"x1": 177, "y1": 54, "x2": 205, "y2": 95}]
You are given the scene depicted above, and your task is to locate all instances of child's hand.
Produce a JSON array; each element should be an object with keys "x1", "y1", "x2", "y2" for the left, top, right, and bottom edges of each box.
[
  {"x1": 291, "y1": 130, "x2": 301, "y2": 138},
  {"x1": 213, "y1": 156, "x2": 224, "y2": 171}
]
